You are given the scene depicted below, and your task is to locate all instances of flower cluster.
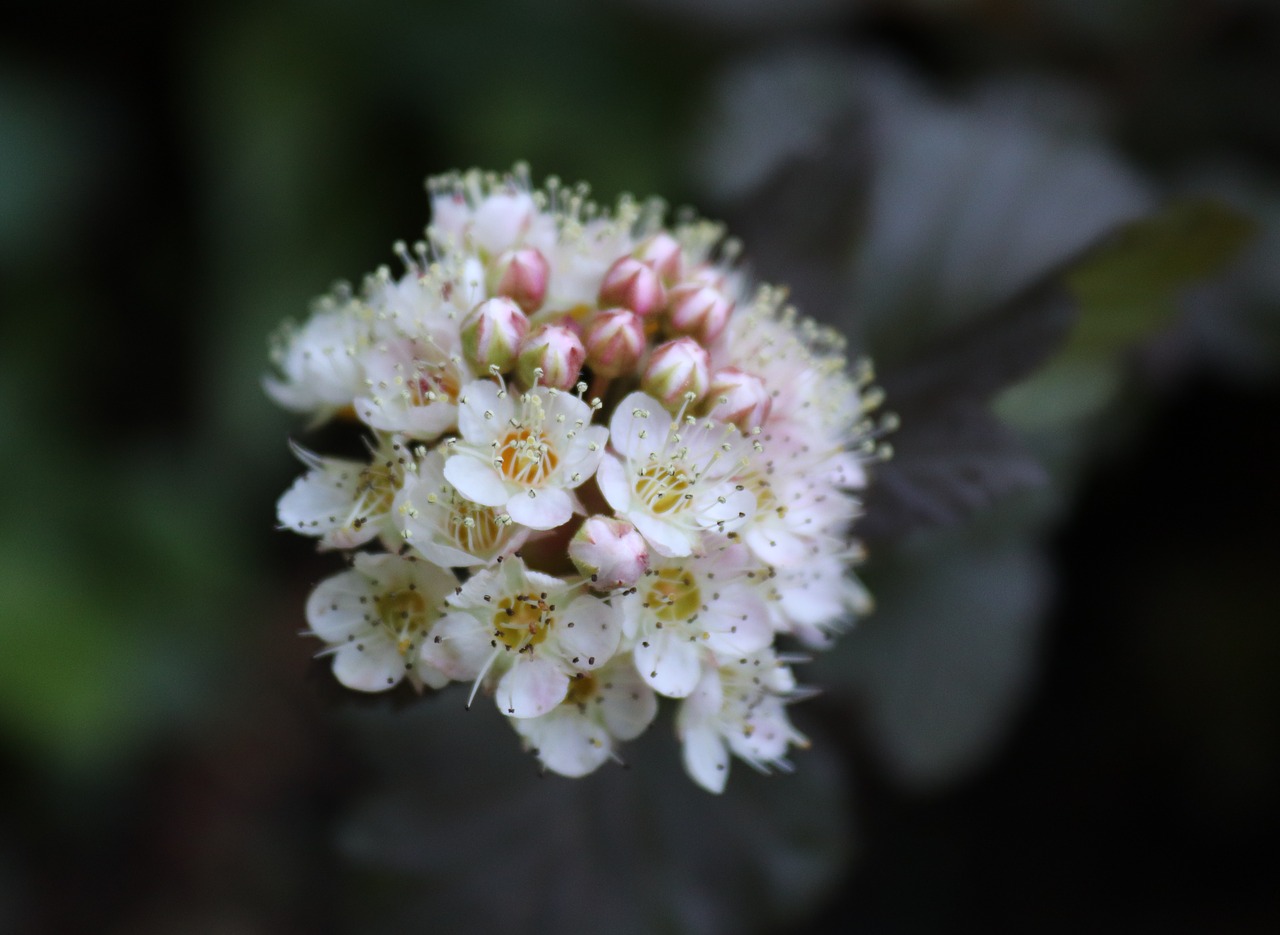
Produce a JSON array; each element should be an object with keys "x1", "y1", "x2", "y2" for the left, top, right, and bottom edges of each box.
[{"x1": 269, "y1": 166, "x2": 886, "y2": 792}]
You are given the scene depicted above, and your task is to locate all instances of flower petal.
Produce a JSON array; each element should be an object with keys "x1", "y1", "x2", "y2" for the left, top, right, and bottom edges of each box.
[
  {"x1": 633, "y1": 630, "x2": 704, "y2": 698},
  {"x1": 609, "y1": 391, "x2": 671, "y2": 459},
  {"x1": 681, "y1": 721, "x2": 729, "y2": 794},
  {"x1": 332, "y1": 640, "x2": 404, "y2": 693},
  {"x1": 504, "y1": 485, "x2": 574, "y2": 530},
  {"x1": 631, "y1": 510, "x2": 694, "y2": 558},
  {"x1": 595, "y1": 454, "x2": 632, "y2": 513},
  {"x1": 556, "y1": 595, "x2": 620, "y2": 668},
  {"x1": 496, "y1": 655, "x2": 569, "y2": 718},
  {"x1": 515, "y1": 707, "x2": 611, "y2": 778},
  {"x1": 444, "y1": 454, "x2": 511, "y2": 507},
  {"x1": 421, "y1": 612, "x2": 492, "y2": 680},
  {"x1": 305, "y1": 568, "x2": 373, "y2": 642},
  {"x1": 457, "y1": 378, "x2": 514, "y2": 442}
]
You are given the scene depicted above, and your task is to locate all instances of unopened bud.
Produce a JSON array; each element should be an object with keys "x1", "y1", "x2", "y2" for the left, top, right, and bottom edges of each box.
[
  {"x1": 489, "y1": 247, "x2": 549, "y2": 313},
  {"x1": 462, "y1": 297, "x2": 529, "y2": 372},
  {"x1": 666, "y1": 283, "x2": 733, "y2": 345},
  {"x1": 583, "y1": 309, "x2": 645, "y2": 378},
  {"x1": 517, "y1": 323, "x2": 585, "y2": 390},
  {"x1": 635, "y1": 232, "x2": 683, "y2": 284},
  {"x1": 598, "y1": 256, "x2": 666, "y2": 317},
  {"x1": 642, "y1": 337, "x2": 710, "y2": 408},
  {"x1": 569, "y1": 516, "x2": 650, "y2": 590},
  {"x1": 707, "y1": 368, "x2": 772, "y2": 431}
]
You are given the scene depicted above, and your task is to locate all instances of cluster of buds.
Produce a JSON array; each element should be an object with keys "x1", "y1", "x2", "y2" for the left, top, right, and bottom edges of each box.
[{"x1": 267, "y1": 165, "x2": 888, "y2": 792}]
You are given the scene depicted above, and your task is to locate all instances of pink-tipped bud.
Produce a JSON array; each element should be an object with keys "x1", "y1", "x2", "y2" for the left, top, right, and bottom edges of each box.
[
  {"x1": 583, "y1": 309, "x2": 646, "y2": 378},
  {"x1": 462, "y1": 297, "x2": 529, "y2": 372},
  {"x1": 642, "y1": 336, "x2": 710, "y2": 408},
  {"x1": 635, "y1": 232, "x2": 683, "y2": 284},
  {"x1": 489, "y1": 247, "x2": 549, "y2": 314},
  {"x1": 666, "y1": 283, "x2": 734, "y2": 345},
  {"x1": 707, "y1": 368, "x2": 772, "y2": 431},
  {"x1": 598, "y1": 256, "x2": 666, "y2": 317},
  {"x1": 570, "y1": 515, "x2": 650, "y2": 590},
  {"x1": 517, "y1": 323, "x2": 585, "y2": 390}
]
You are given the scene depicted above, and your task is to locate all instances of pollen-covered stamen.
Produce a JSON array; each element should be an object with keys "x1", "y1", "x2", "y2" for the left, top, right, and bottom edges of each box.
[
  {"x1": 493, "y1": 592, "x2": 556, "y2": 652},
  {"x1": 372, "y1": 586, "x2": 431, "y2": 656},
  {"x1": 446, "y1": 500, "x2": 511, "y2": 556},
  {"x1": 495, "y1": 426, "x2": 560, "y2": 485},
  {"x1": 646, "y1": 568, "x2": 701, "y2": 622}
]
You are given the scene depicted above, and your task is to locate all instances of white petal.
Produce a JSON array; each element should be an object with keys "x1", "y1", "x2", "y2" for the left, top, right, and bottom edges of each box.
[
  {"x1": 421, "y1": 612, "x2": 492, "y2": 680},
  {"x1": 332, "y1": 639, "x2": 404, "y2": 692},
  {"x1": 516, "y1": 708, "x2": 611, "y2": 778},
  {"x1": 743, "y1": 523, "x2": 809, "y2": 567},
  {"x1": 555, "y1": 425, "x2": 608, "y2": 486},
  {"x1": 595, "y1": 455, "x2": 632, "y2": 513},
  {"x1": 504, "y1": 485, "x2": 574, "y2": 530},
  {"x1": 681, "y1": 722, "x2": 729, "y2": 794},
  {"x1": 634, "y1": 630, "x2": 704, "y2": 698},
  {"x1": 609, "y1": 391, "x2": 671, "y2": 459},
  {"x1": 457, "y1": 379, "x2": 514, "y2": 441},
  {"x1": 598, "y1": 667, "x2": 658, "y2": 741},
  {"x1": 556, "y1": 595, "x2": 620, "y2": 668},
  {"x1": 700, "y1": 585, "x2": 773, "y2": 656},
  {"x1": 631, "y1": 510, "x2": 694, "y2": 558},
  {"x1": 444, "y1": 454, "x2": 511, "y2": 507},
  {"x1": 305, "y1": 569, "x2": 372, "y2": 643},
  {"x1": 496, "y1": 656, "x2": 569, "y2": 718},
  {"x1": 277, "y1": 458, "x2": 371, "y2": 544},
  {"x1": 696, "y1": 484, "x2": 756, "y2": 535}
]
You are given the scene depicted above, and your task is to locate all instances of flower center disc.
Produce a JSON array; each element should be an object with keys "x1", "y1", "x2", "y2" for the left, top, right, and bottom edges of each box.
[
  {"x1": 493, "y1": 593, "x2": 553, "y2": 650},
  {"x1": 648, "y1": 568, "x2": 700, "y2": 622},
  {"x1": 498, "y1": 428, "x2": 558, "y2": 485},
  {"x1": 635, "y1": 464, "x2": 692, "y2": 515}
]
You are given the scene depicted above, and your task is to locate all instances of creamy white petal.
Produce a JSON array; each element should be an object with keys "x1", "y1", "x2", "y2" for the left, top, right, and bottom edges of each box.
[
  {"x1": 332, "y1": 640, "x2": 404, "y2": 693},
  {"x1": 457, "y1": 379, "x2": 514, "y2": 441},
  {"x1": 497, "y1": 655, "x2": 569, "y2": 718},
  {"x1": 556, "y1": 595, "x2": 620, "y2": 668},
  {"x1": 504, "y1": 485, "x2": 574, "y2": 530},
  {"x1": 595, "y1": 455, "x2": 632, "y2": 513},
  {"x1": 634, "y1": 630, "x2": 703, "y2": 698},
  {"x1": 516, "y1": 708, "x2": 611, "y2": 778},
  {"x1": 681, "y1": 722, "x2": 729, "y2": 794},
  {"x1": 609, "y1": 391, "x2": 671, "y2": 460},
  {"x1": 631, "y1": 510, "x2": 695, "y2": 558},
  {"x1": 421, "y1": 612, "x2": 492, "y2": 680},
  {"x1": 444, "y1": 454, "x2": 511, "y2": 507},
  {"x1": 305, "y1": 568, "x2": 373, "y2": 642}
]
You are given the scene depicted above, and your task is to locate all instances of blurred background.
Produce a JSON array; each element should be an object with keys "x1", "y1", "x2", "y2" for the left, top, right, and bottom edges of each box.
[{"x1": 2, "y1": 0, "x2": 1278, "y2": 932}]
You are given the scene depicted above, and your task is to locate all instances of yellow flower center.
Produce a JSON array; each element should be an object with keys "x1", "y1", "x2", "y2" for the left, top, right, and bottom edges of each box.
[
  {"x1": 497, "y1": 428, "x2": 559, "y2": 485},
  {"x1": 375, "y1": 588, "x2": 430, "y2": 655},
  {"x1": 646, "y1": 567, "x2": 701, "y2": 623},
  {"x1": 635, "y1": 463, "x2": 692, "y2": 515},
  {"x1": 493, "y1": 592, "x2": 555, "y2": 651}
]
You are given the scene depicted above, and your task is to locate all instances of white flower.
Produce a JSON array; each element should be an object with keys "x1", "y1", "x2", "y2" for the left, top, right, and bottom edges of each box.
[
  {"x1": 354, "y1": 332, "x2": 468, "y2": 441},
  {"x1": 597, "y1": 391, "x2": 756, "y2": 557},
  {"x1": 510, "y1": 656, "x2": 657, "y2": 777},
  {"x1": 276, "y1": 436, "x2": 412, "y2": 550},
  {"x1": 394, "y1": 449, "x2": 529, "y2": 567},
  {"x1": 768, "y1": 539, "x2": 872, "y2": 648},
  {"x1": 421, "y1": 556, "x2": 621, "y2": 718},
  {"x1": 618, "y1": 544, "x2": 774, "y2": 698},
  {"x1": 305, "y1": 552, "x2": 456, "y2": 692},
  {"x1": 442, "y1": 379, "x2": 607, "y2": 530},
  {"x1": 736, "y1": 454, "x2": 862, "y2": 567},
  {"x1": 264, "y1": 298, "x2": 371, "y2": 418},
  {"x1": 677, "y1": 649, "x2": 807, "y2": 794}
]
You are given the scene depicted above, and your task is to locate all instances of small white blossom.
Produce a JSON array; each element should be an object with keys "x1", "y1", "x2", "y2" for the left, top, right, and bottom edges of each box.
[
  {"x1": 276, "y1": 436, "x2": 412, "y2": 550},
  {"x1": 305, "y1": 552, "x2": 456, "y2": 692},
  {"x1": 598, "y1": 391, "x2": 756, "y2": 557},
  {"x1": 421, "y1": 556, "x2": 621, "y2": 718},
  {"x1": 443, "y1": 379, "x2": 607, "y2": 530},
  {"x1": 511, "y1": 656, "x2": 658, "y2": 777}
]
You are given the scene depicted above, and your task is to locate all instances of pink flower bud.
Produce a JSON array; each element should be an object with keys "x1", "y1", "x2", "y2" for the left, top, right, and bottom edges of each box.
[
  {"x1": 570, "y1": 515, "x2": 650, "y2": 590},
  {"x1": 642, "y1": 337, "x2": 710, "y2": 408},
  {"x1": 461, "y1": 297, "x2": 529, "y2": 372},
  {"x1": 707, "y1": 367, "x2": 772, "y2": 431},
  {"x1": 583, "y1": 308, "x2": 645, "y2": 378},
  {"x1": 666, "y1": 283, "x2": 734, "y2": 345},
  {"x1": 489, "y1": 247, "x2": 549, "y2": 313},
  {"x1": 517, "y1": 323, "x2": 585, "y2": 390},
  {"x1": 634, "y1": 232, "x2": 683, "y2": 284},
  {"x1": 598, "y1": 256, "x2": 666, "y2": 318}
]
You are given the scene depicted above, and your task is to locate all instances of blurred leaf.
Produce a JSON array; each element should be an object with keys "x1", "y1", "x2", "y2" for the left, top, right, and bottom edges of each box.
[
  {"x1": 337, "y1": 699, "x2": 850, "y2": 935},
  {"x1": 866, "y1": 199, "x2": 1254, "y2": 541},
  {"x1": 813, "y1": 501, "x2": 1053, "y2": 789}
]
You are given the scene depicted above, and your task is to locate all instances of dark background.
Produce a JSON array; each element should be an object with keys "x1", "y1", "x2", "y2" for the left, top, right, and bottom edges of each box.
[{"x1": 2, "y1": 1, "x2": 1278, "y2": 932}]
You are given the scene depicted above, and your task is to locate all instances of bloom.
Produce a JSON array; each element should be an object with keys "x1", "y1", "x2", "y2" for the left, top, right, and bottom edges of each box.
[{"x1": 269, "y1": 165, "x2": 886, "y2": 790}]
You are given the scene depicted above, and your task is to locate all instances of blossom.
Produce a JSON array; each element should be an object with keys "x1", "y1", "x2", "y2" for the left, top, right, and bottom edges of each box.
[
  {"x1": 268, "y1": 165, "x2": 886, "y2": 792},
  {"x1": 510, "y1": 656, "x2": 657, "y2": 777},
  {"x1": 597, "y1": 391, "x2": 756, "y2": 557},
  {"x1": 442, "y1": 379, "x2": 607, "y2": 530},
  {"x1": 305, "y1": 552, "x2": 456, "y2": 692},
  {"x1": 421, "y1": 556, "x2": 621, "y2": 718},
  {"x1": 276, "y1": 436, "x2": 411, "y2": 551}
]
